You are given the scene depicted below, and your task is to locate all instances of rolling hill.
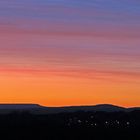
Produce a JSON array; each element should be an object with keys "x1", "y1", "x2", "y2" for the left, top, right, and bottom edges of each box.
[{"x1": 0, "y1": 104, "x2": 139, "y2": 114}]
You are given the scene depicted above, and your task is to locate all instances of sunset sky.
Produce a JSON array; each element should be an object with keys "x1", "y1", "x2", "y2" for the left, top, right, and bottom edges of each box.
[{"x1": 0, "y1": 0, "x2": 140, "y2": 107}]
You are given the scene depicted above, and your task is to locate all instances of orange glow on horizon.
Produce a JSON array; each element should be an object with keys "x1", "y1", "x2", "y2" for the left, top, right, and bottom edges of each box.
[{"x1": 0, "y1": 70, "x2": 139, "y2": 108}]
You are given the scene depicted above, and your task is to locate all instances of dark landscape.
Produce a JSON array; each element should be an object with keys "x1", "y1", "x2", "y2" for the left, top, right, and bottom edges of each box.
[{"x1": 0, "y1": 104, "x2": 140, "y2": 140}]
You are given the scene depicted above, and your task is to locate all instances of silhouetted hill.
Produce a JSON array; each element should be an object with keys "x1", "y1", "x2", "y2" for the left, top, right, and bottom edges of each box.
[
  {"x1": 0, "y1": 104, "x2": 41, "y2": 109},
  {"x1": 0, "y1": 104, "x2": 42, "y2": 114},
  {"x1": 42, "y1": 104, "x2": 126, "y2": 114},
  {"x1": 128, "y1": 107, "x2": 140, "y2": 112},
  {"x1": 0, "y1": 104, "x2": 139, "y2": 140},
  {"x1": 0, "y1": 104, "x2": 139, "y2": 114}
]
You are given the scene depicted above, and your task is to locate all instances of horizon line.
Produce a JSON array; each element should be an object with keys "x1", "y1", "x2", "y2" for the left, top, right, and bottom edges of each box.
[{"x1": 0, "y1": 103, "x2": 139, "y2": 108}]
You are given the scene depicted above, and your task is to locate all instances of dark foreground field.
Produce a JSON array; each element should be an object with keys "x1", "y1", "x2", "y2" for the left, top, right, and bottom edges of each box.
[{"x1": 0, "y1": 111, "x2": 140, "y2": 140}]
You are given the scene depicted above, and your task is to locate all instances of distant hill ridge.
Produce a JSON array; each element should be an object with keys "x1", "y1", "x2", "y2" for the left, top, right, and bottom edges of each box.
[
  {"x1": 0, "y1": 104, "x2": 139, "y2": 114},
  {"x1": 0, "y1": 104, "x2": 42, "y2": 109}
]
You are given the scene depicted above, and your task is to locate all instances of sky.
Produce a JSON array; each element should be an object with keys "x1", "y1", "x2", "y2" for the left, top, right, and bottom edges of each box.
[{"x1": 0, "y1": 0, "x2": 140, "y2": 107}]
